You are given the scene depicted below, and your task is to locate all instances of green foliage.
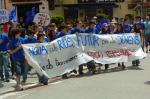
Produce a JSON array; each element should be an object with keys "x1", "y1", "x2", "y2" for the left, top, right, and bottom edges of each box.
[
  {"x1": 125, "y1": 14, "x2": 134, "y2": 20},
  {"x1": 50, "y1": 16, "x2": 64, "y2": 25},
  {"x1": 96, "y1": 13, "x2": 109, "y2": 22}
]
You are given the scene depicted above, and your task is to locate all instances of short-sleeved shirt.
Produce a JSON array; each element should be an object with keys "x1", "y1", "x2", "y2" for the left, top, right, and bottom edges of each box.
[
  {"x1": 144, "y1": 21, "x2": 150, "y2": 35},
  {"x1": 85, "y1": 27, "x2": 99, "y2": 34},
  {"x1": 56, "y1": 32, "x2": 66, "y2": 38},
  {"x1": 0, "y1": 33, "x2": 9, "y2": 51},
  {"x1": 69, "y1": 28, "x2": 84, "y2": 34},
  {"x1": 24, "y1": 37, "x2": 37, "y2": 44},
  {"x1": 8, "y1": 37, "x2": 25, "y2": 62},
  {"x1": 123, "y1": 24, "x2": 132, "y2": 33}
]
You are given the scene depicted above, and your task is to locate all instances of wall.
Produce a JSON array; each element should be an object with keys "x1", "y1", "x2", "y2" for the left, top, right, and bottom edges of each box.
[
  {"x1": 113, "y1": 0, "x2": 135, "y2": 18},
  {"x1": 5, "y1": 0, "x2": 13, "y2": 11},
  {"x1": 50, "y1": 6, "x2": 64, "y2": 17}
]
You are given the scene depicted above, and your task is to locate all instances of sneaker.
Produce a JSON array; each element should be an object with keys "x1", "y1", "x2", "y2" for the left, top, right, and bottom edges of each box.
[
  {"x1": 79, "y1": 72, "x2": 84, "y2": 75},
  {"x1": 15, "y1": 84, "x2": 23, "y2": 91},
  {"x1": 5, "y1": 79, "x2": 10, "y2": 82},
  {"x1": 21, "y1": 80, "x2": 26, "y2": 84},
  {"x1": 0, "y1": 77, "x2": 4, "y2": 81},
  {"x1": 72, "y1": 70, "x2": 77, "y2": 74},
  {"x1": 118, "y1": 63, "x2": 121, "y2": 67},
  {"x1": 121, "y1": 64, "x2": 126, "y2": 69},
  {"x1": 62, "y1": 74, "x2": 68, "y2": 79}
]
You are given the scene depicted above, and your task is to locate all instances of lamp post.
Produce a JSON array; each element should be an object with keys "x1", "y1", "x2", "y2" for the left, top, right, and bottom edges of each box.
[{"x1": 141, "y1": 0, "x2": 144, "y2": 18}]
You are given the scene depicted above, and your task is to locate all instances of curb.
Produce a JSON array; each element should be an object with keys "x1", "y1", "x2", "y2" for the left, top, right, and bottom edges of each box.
[{"x1": 0, "y1": 77, "x2": 62, "y2": 96}]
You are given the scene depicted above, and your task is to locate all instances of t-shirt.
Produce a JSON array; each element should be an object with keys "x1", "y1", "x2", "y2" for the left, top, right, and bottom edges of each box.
[
  {"x1": 69, "y1": 28, "x2": 84, "y2": 34},
  {"x1": 56, "y1": 32, "x2": 66, "y2": 38},
  {"x1": 8, "y1": 37, "x2": 25, "y2": 62},
  {"x1": 144, "y1": 21, "x2": 150, "y2": 35},
  {"x1": 123, "y1": 24, "x2": 132, "y2": 33},
  {"x1": 0, "y1": 34, "x2": 9, "y2": 51},
  {"x1": 24, "y1": 37, "x2": 37, "y2": 44},
  {"x1": 85, "y1": 27, "x2": 99, "y2": 34}
]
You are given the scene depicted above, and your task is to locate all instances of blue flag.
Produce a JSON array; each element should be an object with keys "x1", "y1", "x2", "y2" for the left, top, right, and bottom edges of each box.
[
  {"x1": 9, "y1": 5, "x2": 17, "y2": 22},
  {"x1": 25, "y1": 6, "x2": 36, "y2": 25},
  {"x1": 96, "y1": 18, "x2": 108, "y2": 32}
]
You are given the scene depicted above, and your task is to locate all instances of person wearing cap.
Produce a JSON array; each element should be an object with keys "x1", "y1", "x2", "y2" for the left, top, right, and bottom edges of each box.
[
  {"x1": 0, "y1": 27, "x2": 10, "y2": 82},
  {"x1": 110, "y1": 18, "x2": 118, "y2": 34},
  {"x1": 8, "y1": 28, "x2": 25, "y2": 91}
]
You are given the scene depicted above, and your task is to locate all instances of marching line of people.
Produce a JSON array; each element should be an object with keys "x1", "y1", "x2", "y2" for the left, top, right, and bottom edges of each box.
[{"x1": 0, "y1": 15, "x2": 149, "y2": 91}]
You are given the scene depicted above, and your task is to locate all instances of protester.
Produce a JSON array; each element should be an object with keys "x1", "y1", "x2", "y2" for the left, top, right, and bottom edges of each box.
[
  {"x1": 8, "y1": 28, "x2": 25, "y2": 91},
  {"x1": 144, "y1": 16, "x2": 150, "y2": 53},
  {"x1": 22, "y1": 29, "x2": 37, "y2": 83},
  {"x1": 0, "y1": 26, "x2": 10, "y2": 82},
  {"x1": 131, "y1": 23, "x2": 142, "y2": 66},
  {"x1": 100, "y1": 23, "x2": 110, "y2": 71}
]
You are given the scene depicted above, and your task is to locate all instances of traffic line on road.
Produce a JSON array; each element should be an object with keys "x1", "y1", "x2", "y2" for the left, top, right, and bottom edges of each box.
[
  {"x1": 0, "y1": 92, "x2": 19, "y2": 99},
  {"x1": 51, "y1": 81, "x2": 63, "y2": 85}
]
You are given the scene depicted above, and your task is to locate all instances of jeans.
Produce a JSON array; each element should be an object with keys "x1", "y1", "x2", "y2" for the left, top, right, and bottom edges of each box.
[
  {"x1": 22, "y1": 63, "x2": 32, "y2": 81},
  {"x1": 0, "y1": 53, "x2": 10, "y2": 79},
  {"x1": 132, "y1": 59, "x2": 140, "y2": 65}
]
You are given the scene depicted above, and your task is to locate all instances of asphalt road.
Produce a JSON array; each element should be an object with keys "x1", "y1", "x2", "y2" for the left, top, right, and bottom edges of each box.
[{"x1": 1, "y1": 54, "x2": 150, "y2": 99}]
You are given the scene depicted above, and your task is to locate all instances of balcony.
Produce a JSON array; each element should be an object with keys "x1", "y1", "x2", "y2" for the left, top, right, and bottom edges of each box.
[{"x1": 10, "y1": 0, "x2": 42, "y2": 4}]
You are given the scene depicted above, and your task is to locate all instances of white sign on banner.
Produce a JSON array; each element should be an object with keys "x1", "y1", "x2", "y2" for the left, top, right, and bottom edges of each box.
[
  {"x1": 22, "y1": 33, "x2": 147, "y2": 78},
  {"x1": 0, "y1": 9, "x2": 9, "y2": 24},
  {"x1": 33, "y1": 13, "x2": 50, "y2": 26}
]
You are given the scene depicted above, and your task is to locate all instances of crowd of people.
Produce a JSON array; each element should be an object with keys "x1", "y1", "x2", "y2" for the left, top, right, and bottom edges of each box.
[{"x1": 0, "y1": 15, "x2": 150, "y2": 91}]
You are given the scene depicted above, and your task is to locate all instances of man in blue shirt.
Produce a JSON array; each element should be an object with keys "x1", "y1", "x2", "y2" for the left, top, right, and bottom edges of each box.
[
  {"x1": 0, "y1": 32, "x2": 10, "y2": 82},
  {"x1": 22, "y1": 29, "x2": 37, "y2": 83},
  {"x1": 85, "y1": 20, "x2": 99, "y2": 34},
  {"x1": 8, "y1": 28, "x2": 25, "y2": 91},
  {"x1": 123, "y1": 19, "x2": 132, "y2": 33},
  {"x1": 69, "y1": 21, "x2": 84, "y2": 34},
  {"x1": 144, "y1": 16, "x2": 150, "y2": 52}
]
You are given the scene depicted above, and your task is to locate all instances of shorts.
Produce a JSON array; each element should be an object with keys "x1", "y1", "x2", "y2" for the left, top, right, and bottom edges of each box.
[{"x1": 14, "y1": 60, "x2": 25, "y2": 76}]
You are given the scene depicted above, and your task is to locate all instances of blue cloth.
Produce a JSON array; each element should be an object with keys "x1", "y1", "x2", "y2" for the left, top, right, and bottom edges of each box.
[
  {"x1": 45, "y1": 37, "x2": 49, "y2": 42},
  {"x1": 85, "y1": 27, "x2": 99, "y2": 34},
  {"x1": 144, "y1": 21, "x2": 150, "y2": 35},
  {"x1": 123, "y1": 24, "x2": 132, "y2": 33},
  {"x1": 139, "y1": 22, "x2": 145, "y2": 30},
  {"x1": 0, "y1": 34, "x2": 9, "y2": 51},
  {"x1": 24, "y1": 37, "x2": 37, "y2": 44},
  {"x1": 96, "y1": 18, "x2": 108, "y2": 32},
  {"x1": 8, "y1": 38, "x2": 25, "y2": 62},
  {"x1": 56, "y1": 32, "x2": 66, "y2": 38},
  {"x1": 9, "y1": 5, "x2": 17, "y2": 22},
  {"x1": 69, "y1": 28, "x2": 84, "y2": 34}
]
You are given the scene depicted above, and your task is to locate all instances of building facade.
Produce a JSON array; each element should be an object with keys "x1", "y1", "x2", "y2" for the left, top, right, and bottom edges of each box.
[
  {"x1": 51, "y1": 0, "x2": 137, "y2": 21},
  {"x1": 0, "y1": 0, "x2": 5, "y2": 9},
  {"x1": 4, "y1": 0, "x2": 150, "y2": 23}
]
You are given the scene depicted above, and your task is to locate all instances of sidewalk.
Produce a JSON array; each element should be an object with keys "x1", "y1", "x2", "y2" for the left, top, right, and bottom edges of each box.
[
  {"x1": 0, "y1": 73, "x2": 38, "y2": 95},
  {"x1": 0, "y1": 71, "x2": 62, "y2": 96}
]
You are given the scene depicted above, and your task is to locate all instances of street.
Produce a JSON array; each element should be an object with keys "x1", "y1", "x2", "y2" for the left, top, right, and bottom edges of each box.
[{"x1": 1, "y1": 54, "x2": 150, "y2": 99}]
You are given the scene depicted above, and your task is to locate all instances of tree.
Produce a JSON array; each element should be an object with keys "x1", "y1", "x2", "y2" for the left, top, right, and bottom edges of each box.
[
  {"x1": 50, "y1": 16, "x2": 64, "y2": 25},
  {"x1": 96, "y1": 13, "x2": 109, "y2": 22}
]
